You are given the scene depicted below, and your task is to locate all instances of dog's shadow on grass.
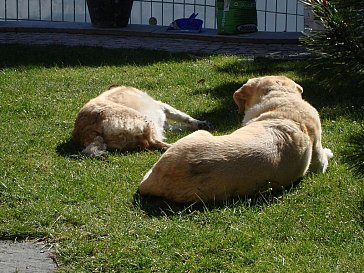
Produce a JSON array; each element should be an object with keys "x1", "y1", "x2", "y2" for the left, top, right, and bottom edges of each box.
[
  {"x1": 56, "y1": 138, "x2": 122, "y2": 159},
  {"x1": 133, "y1": 180, "x2": 302, "y2": 217},
  {"x1": 56, "y1": 137, "x2": 166, "y2": 159},
  {"x1": 56, "y1": 138, "x2": 84, "y2": 159}
]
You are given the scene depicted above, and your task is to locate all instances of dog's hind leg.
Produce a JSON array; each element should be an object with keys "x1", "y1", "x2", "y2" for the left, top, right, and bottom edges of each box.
[
  {"x1": 159, "y1": 102, "x2": 212, "y2": 130},
  {"x1": 147, "y1": 138, "x2": 172, "y2": 151},
  {"x1": 141, "y1": 121, "x2": 171, "y2": 151},
  {"x1": 309, "y1": 133, "x2": 334, "y2": 173}
]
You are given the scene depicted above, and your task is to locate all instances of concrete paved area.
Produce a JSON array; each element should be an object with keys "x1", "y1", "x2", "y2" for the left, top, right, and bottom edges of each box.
[
  {"x1": 0, "y1": 240, "x2": 56, "y2": 273},
  {"x1": 0, "y1": 21, "x2": 308, "y2": 57}
]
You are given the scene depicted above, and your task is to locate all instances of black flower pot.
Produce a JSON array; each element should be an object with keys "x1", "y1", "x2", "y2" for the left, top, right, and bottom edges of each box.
[{"x1": 86, "y1": 0, "x2": 134, "y2": 28}]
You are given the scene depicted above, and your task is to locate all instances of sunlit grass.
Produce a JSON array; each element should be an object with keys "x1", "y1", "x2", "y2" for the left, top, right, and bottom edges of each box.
[{"x1": 0, "y1": 44, "x2": 363, "y2": 272}]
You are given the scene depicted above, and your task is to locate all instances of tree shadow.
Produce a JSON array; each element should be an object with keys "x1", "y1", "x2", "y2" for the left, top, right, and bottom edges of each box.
[
  {"x1": 297, "y1": 77, "x2": 364, "y2": 121},
  {"x1": 0, "y1": 44, "x2": 205, "y2": 69},
  {"x1": 215, "y1": 56, "x2": 307, "y2": 77},
  {"x1": 215, "y1": 56, "x2": 364, "y2": 121},
  {"x1": 358, "y1": 199, "x2": 364, "y2": 228},
  {"x1": 191, "y1": 82, "x2": 243, "y2": 133},
  {"x1": 342, "y1": 125, "x2": 364, "y2": 176},
  {"x1": 133, "y1": 180, "x2": 302, "y2": 217},
  {"x1": 190, "y1": 73, "x2": 362, "y2": 134}
]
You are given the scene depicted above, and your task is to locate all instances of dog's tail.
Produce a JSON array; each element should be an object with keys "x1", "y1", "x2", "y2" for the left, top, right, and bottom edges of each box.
[{"x1": 81, "y1": 136, "x2": 108, "y2": 157}]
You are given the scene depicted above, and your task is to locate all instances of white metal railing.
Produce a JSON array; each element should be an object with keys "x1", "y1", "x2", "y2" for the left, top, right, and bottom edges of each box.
[{"x1": 0, "y1": 0, "x2": 305, "y2": 32}]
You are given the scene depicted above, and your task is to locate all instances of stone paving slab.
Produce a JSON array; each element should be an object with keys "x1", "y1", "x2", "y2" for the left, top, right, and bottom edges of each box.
[{"x1": 0, "y1": 240, "x2": 56, "y2": 273}]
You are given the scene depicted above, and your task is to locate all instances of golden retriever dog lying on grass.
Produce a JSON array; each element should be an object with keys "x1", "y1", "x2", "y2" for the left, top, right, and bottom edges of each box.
[
  {"x1": 72, "y1": 85, "x2": 210, "y2": 156},
  {"x1": 139, "y1": 76, "x2": 333, "y2": 203}
]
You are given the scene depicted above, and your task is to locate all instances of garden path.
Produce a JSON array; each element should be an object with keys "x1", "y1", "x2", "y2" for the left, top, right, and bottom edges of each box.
[{"x1": 0, "y1": 21, "x2": 307, "y2": 57}]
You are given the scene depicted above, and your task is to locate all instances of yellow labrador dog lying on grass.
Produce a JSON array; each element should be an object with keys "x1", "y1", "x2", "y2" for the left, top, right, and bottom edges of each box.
[
  {"x1": 72, "y1": 85, "x2": 210, "y2": 156},
  {"x1": 139, "y1": 76, "x2": 333, "y2": 203}
]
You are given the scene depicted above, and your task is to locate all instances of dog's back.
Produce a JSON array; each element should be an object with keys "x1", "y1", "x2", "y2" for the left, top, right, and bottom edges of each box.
[
  {"x1": 95, "y1": 86, "x2": 166, "y2": 139},
  {"x1": 72, "y1": 85, "x2": 209, "y2": 156},
  {"x1": 139, "y1": 118, "x2": 312, "y2": 203},
  {"x1": 72, "y1": 86, "x2": 169, "y2": 156},
  {"x1": 139, "y1": 76, "x2": 333, "y2": 203},
  {"x1": 100, "y1": 86, "x2": 158, "y2": 113}
]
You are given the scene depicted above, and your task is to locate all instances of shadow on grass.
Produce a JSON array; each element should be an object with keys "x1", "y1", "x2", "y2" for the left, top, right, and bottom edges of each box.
[
  {"x1": 342, "y1": 125, "x2": 364, "y2": 176},
  {"x1": 0, "y1": 44, "x2": 204, "y2": 69},
  {"x1": 191, "y1": 73, "x2": 363, "y2": 133},
  {"x1": 1, "y1": 44, "x2": 362, "y2": 111},
  {"x1": 56, "y1": 137, "x2": 166, "y2": 159},
  {"x1": 2, "y1": 44, "x2": 362, "y2": 121},
  {"x1": 215, "y1": 56, "x2": 364, "y2": 121},
  {"x1": 56, "y1": 138, "x2": 83, "y2": 158},
  {"x1": 192, "y1": 82, "x2": 243, "y2": 132},
  {"x1": 133, "y1": 180, "x2": 302, "y2": 217},
  {"x1": 215, "y1": 56, "x2": 306, "y2": 77},
  {"x1": 358, "y1": 199, "x2": 364, "y2": 228}
]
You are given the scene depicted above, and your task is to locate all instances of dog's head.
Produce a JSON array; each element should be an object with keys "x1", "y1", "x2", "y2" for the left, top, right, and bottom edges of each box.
[{"x1": 233, "y1": 76, "x2": 303, "y2": 113}]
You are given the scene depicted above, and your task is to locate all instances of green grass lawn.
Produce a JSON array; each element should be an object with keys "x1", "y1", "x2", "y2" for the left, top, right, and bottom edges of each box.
[{"x1": 0, "y1": 44, "x2": 363, "y2": 272}]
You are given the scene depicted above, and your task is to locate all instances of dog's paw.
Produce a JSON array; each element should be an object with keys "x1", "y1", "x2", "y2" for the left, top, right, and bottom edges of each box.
[
  {"x1": 324, "y1": 148, "x2": 334, "y2": 159},
  {"x1": 197, "y1": 120, "x2": 213, "y2": 131},
  {"x1": 319, "y1": 148, "x2": 333, "y2": 173}
]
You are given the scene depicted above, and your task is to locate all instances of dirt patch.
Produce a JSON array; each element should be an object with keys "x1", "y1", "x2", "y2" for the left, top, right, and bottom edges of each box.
[{"x1": 0, "y1": 240, "x2": 57, "y2": 272}]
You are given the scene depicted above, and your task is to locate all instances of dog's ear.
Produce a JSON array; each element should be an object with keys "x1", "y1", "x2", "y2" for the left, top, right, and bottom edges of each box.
[
  {"x1": 296, "y1": 83, "x2": 303, "y2": 94},
  {"x1": 275, "y1": 77, "x2": 303, "y2": 94},
  {"x1": 108, "y1": 84, "x2": 120, "y2": 90},
  {"x1": 233, "y1": 85, "x2": 252, "y2": 113}
]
